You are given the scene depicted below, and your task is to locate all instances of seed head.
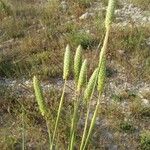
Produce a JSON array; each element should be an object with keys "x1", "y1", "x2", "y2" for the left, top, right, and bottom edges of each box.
[
  {"x1": 84, "y1": 68, "x2": 99, "y2": 101},
  {"x1": 97, "y1": 57, "x2": 106, "y2": 94},
  {"x1": 33, "y1": 76, "x2": 48, "y2": 117},
  {"x1": 74, "y1": 45, "x2": 82, "y2": 84},
  {"x1": 77, "y1": 59, "x2": 87, "y2": 92},
  {"x1": 63, "y1": 44, "x2": 71, "y2": 80},
  {"x1": 105, "y1": 0, "x2": 116, "y2": 29}
]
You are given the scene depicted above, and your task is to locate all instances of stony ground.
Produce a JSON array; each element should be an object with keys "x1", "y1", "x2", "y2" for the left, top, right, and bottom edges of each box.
[{"x1": 0, "y1": 0, "x2": 150, "y2": 149}]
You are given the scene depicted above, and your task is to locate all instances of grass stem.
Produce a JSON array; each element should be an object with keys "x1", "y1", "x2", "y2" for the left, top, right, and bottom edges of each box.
[
  {"x1": 50, "y1": 80, "x2": 67, "y2": 150},
  {"x1": 82, "y1": 94, "x2": 101, "y2": 150},
  {"x1": 79, "y1": 103, "x2": 90, "y2": 150},
  {"x1": 69, "y1": 93, "x2": 80, "y2": 150}
]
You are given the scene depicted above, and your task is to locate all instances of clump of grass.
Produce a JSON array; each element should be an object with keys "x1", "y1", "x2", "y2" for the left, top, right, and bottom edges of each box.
[
  {"x1": 51, "y1": 44, "x2": 72, "y2": 150},
  {"x1": 140, "y1": 131, "x2": 150, "y2": 150},
  {"x1": 68, "y1": 31, "x2": 96, "y2": 49},
  {"x1": 81, "y1": 1, "x2": 116, "y2": 149},
  {"x1": 0, "y1": 0, "x2": 12, "y2": 18},
  {"x1": 32, "y1": 0, "x2": 116, "y2": 149},
  {"x1": 119, "y1": 121, "x2": 135, "y2": 133},
  {"x1": 69, "y1": 58, "x2": 88, "y2": 150},
  {"x1": 1, "y1": 17, "x2": 26, "y2": 40},
  {"x1": 139, "y1": 107, "x2": 150, "y2": 118}
]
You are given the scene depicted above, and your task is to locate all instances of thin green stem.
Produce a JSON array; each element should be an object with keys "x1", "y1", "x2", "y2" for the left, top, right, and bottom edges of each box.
[
  {"x1": 69, "y1": 93, "x2": 80, "y2": 150},
  {"x1": 46, "y1": 119, "x2": 52, "y2": 149},
  {"x1": 82, "y1": 94, "x2": 101, "y2": 150},
  {"x1": 79, "y1": 103, "x2": 90, "y2": 150},
  {"x1": 80, "y1": 71, "x2": 98, "y2": 150},
  {"x1": 50, "y1": 80, "x2": 67, "y2": 150},
  {"x1": 69, "y1": 129, "x2": 75, "y2": 150}
]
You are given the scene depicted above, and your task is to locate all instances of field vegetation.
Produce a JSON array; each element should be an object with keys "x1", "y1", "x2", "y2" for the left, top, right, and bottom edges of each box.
[{"x1": 0, "y1": 0, "x2": 150, "y2": 149}]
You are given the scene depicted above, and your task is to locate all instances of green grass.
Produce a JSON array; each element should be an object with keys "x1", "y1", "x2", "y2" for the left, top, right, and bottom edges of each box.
[
  {"x1": 140, "y1": 131, "x2": 150, "y2": 150},
  {"x1": 119, "y1": 121, "x2": 135, "y2": 133},
  {"x1": 0, "y1": 0, "x2": 149, "y2": 80},
  {"x1": 0, "y1": 85, "x2": 71, "y2": 149},
  {"x1": 0, "y1": 0, "x2": 150, "y2": 149}
]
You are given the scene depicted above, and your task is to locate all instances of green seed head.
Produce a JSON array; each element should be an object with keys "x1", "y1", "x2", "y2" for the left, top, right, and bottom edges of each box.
[
  {"x1": 63, "y1": 44, "x2": 71, "y2": 80},
  {"x1": 74, "y1": 45, "x2": 83, "y2": 84},
  {"x1": 77, "y1": 59, "x2": 87, "y2": 92},
  {"x1": 105, "y1": 0, "x2": 116, "y2": 29},
  {"x1": 33, "y1": 76, "x2": 48, "y2": 117},
  {"x1": 97, "y1": 57, "x2": 106, "y2": 94},
  {"x1": 84, "y1": 68, "x2": 99, "y2": 101}
]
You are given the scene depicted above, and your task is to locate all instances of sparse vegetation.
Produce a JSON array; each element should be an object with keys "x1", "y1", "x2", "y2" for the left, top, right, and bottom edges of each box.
[
  {"x1": 140, "y1": 131, "x2": 150, "y2": 150},
  {"x1": 0, "y1": 0, "x2": 150, "y2": 149},
  {"x1": 129, "y1": 0, "x2": 150, "y2": 10},
  {"x1": 119, "y1": 121, "x2": 135, "y2": 133}
]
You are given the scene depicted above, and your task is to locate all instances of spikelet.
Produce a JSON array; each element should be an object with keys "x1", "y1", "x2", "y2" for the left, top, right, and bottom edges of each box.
[
  {"x1": 97, "y1": 57, "x2": 106, "y2": 95},
  {"x1": 33, "y1": 76, "x2": 48, "y2": 117},
  {"x1": 77, "y1": 59, "x2": 87, "y2": 92},
  {"x1": 105, "y1": 0, "x2": 116, "y2": 29},
  {"x1": 63, "y1": 44, "x2": 71, "y2": 80},
  {"x1": 84, "y1": 68, "x2": 99, "y2": 101},
  {"x1": 74, "y1": 45, "x2": 82, "y2": 84}
]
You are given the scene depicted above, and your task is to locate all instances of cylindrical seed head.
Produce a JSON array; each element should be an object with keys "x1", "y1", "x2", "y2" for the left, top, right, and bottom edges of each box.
[
  {"x1": 74, "y1": 45, "x2": 82, "y2": 84},
  {"x1": 33, "y1": 76, "x2": 48, "y2": 117},
  {"x1": 77, "y1": 59, "x2": 87, "y2": 92},
  {"x1": 84, "y1": 68, "x2": 99, "y2": 101},
  {"x1": 63, "y1": 44, "x2": 71, "y2": 80},
  {"x1": 105, "y1": 0, "x2": 116, "y2": 29},
  {"x1": 97, "y1": 57, "x2": 106, "y2": 95}
]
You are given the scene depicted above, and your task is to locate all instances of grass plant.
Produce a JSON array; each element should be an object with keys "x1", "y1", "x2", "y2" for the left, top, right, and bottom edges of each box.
[
  {"x1": 1, "y1": 0, "x2": 149, "y2": 148},
  {"x1": 32, "y1": 0, "x2": 116, "y2": 149},
  {"x1": 80, "y1": 1, "x2": 116, "y2": 149},
  {"x1": 33, "y1": 76, "x2": 52, "y2": 148},
  {"x1": 50, "y1": 45, "x2": 72, "y2": 150}
]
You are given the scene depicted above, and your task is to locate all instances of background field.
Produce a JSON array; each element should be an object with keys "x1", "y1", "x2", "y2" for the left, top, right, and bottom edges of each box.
[{"x1": 0, "y1": 0, "x2": 150, "y2": 149}]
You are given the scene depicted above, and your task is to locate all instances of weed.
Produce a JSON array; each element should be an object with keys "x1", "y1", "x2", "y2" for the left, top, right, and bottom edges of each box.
[
  {"x1": 111, "y1": 94, "x2": 122, "y2": 102},
  {"x1": 139, "y1": 107, "x2": 150, "y2": 118},
  {"x1": 67, "y1": 31, "x2": 96, "y2": 49},
  {"x1": 119, "y1": 121, "x2": 135, "y2": 133},
  {"x1": 1, "y1": 0, "x2": 149, "y2": 149},
  {"x1": 140, "y1": 131, "x2": 150, "y2": 150},
  {"x1": 0, "y1": 0, "x2": 12, "y2": 19}
]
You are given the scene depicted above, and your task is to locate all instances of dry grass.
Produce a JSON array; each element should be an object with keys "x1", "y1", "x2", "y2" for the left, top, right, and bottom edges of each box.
[
  {"x1": 0, "y1": 0, "x2": 150, "y2": 149},
  {"x1": 129, "y1": 0, "x2": 150, "y2": 10},
  {"x1": 0, "y1": 0, "x2": 149, "y2": 80}
]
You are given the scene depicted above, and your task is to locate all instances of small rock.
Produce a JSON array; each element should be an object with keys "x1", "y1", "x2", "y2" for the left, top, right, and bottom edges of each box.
[
  {"x1": 105, "y1": 132, "x2": 114, "y2": 140},
  {"x1": 142, "y1": 99, "x2": 150, "y2": 106},
  {"x1": 79, "y1": 12, "x2": 94, "y2": 20},
  {"x1": 60, "y1": 1, "x2": 68, "y2": 11},
  {"x1": 146, "y1": 37, "x2": 150, "y2": 45},
  {"x1": 108, "y1": 145, "x2": 118, "y2": 150},
  {"x1": 118, "y1": 49, "x2": 125, "y2": 55},
  {"x1": 142, "y1": 17, "x2": 147, "y2": 22},
  {"x1": 139, "y1": 87, "x2": 150, "y2": 99},
  {"x1": 25, "y1": 80, "x2": 31, "y2": 86}
]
